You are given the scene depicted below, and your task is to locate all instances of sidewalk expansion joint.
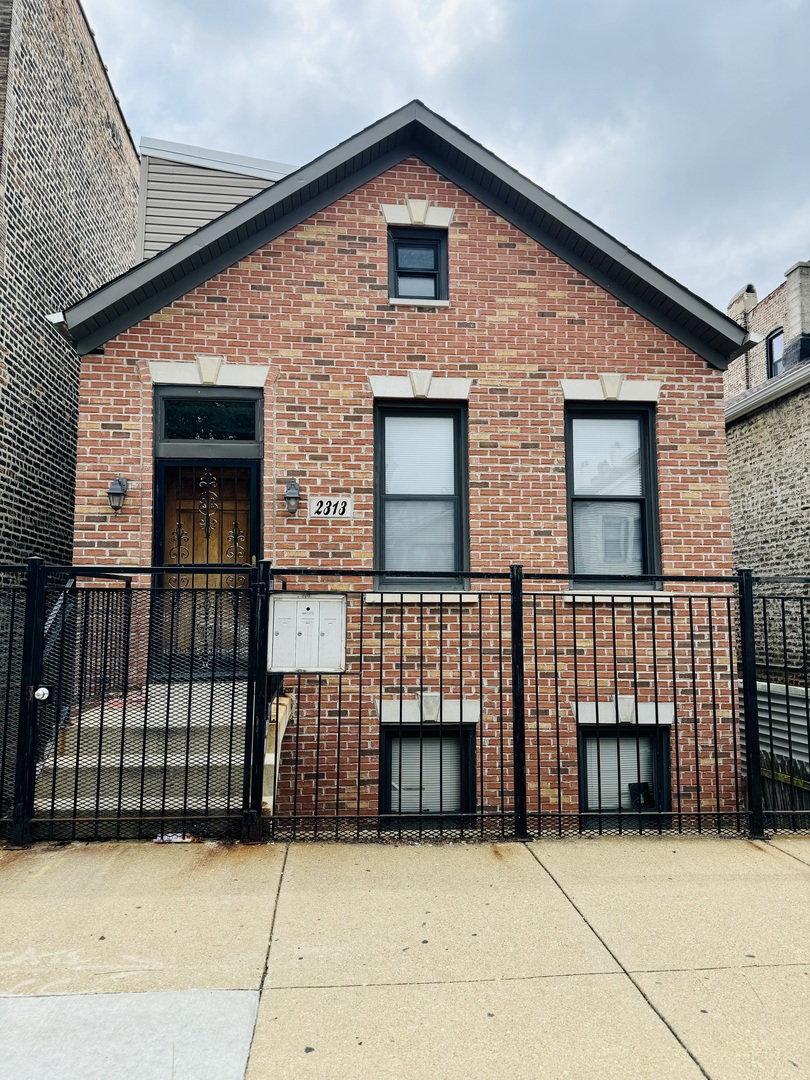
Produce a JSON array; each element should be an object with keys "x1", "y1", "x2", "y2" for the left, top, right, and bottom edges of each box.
[
  {"x1": 764, "y1": 842, "x2": 810, "y2": 870},
  {"x1": 524, "y1": 843, "x2": 713, "y2": 1080},
  {"x1": 627, "y1": 961, "x2": 810, "y2": 975},
  {"x1": 243, "y1": 842, "x2": 289, "y2": 1079},
  {"x1": 261, "y1": 970, "x2": 625, "y2": 992}
]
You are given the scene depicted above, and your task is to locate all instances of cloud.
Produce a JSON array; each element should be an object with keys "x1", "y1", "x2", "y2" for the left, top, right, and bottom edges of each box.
[{"x1": 80, "y1": 0, "x2": 810, "y2": 308}]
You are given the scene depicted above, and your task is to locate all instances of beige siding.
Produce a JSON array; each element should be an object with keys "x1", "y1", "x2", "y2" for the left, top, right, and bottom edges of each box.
[{"x1": 138, "y1": 157, "x2": 274, "y2": 260}]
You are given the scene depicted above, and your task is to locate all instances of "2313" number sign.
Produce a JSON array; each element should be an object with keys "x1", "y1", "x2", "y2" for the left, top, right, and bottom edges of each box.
[{"x1": 308, "y1": 496, "x2": 354, "y2": 519}]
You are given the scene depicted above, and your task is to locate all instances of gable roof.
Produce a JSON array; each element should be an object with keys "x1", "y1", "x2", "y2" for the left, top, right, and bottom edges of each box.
[{"x1": 56, "y1": 101, "x2": 751, "y2": 367}]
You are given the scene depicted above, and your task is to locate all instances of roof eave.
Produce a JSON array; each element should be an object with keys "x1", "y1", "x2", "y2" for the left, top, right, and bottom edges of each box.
[{"x1": 61, "y1": 100, "x2": 747, "y2": 367}]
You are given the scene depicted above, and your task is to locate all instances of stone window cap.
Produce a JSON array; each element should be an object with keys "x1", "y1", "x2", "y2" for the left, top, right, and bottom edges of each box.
[
  {"x1": 364, "y1": 591, "x2": 479, "y2": 604},
  {"x1": 571, "y1": 697, "x2": 675, "y2": 725},
  {"x1": 368, "y1": 371, "x2": 473, "y2": 401},
  {"x1": 374, "y1": 694, "x2": 480, "y2": 725},
  {"x1": 148, "y1": 359, "x2": 270, "y2": 388},
  {"x1": 560, "y1": 591, "x2": 673, "y2": 605},
  {"x1": 380, "y1": 197, "x2": 454, "y2": 228},
  {"x1": 560, "y1": 374, "x2": 662, "y2": 402}
]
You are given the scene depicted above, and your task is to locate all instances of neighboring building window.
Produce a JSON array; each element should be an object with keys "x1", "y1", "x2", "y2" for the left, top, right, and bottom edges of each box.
[
  {"x1": 388, "y1": 227, "x2": 448, "y2": 300},
  {"x1": 566, "y1": 405, "x2": 659, "y2": 580},
  {"x1": 767, "y1": 329, "x2": 785, "y2": 378},
  {"x1": 380, "y1": 726, "x2": 475, "y2": 818},
  {"x1": 578, "y1": 727, "x2": 671, "y2": 822},
  {"x1": 375, "y1": 404, "x2": 467, "y2": 587}
]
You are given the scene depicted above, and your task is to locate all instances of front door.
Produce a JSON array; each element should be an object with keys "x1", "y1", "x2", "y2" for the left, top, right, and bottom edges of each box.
[{"x1": 154, "y1": 461, "x2": 259, "y2": 674}]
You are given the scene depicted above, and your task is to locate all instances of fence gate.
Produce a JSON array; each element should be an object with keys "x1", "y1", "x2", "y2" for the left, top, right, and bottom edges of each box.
[{"x1": 1, "y1": 559, "x2": 267, "y2": 843}]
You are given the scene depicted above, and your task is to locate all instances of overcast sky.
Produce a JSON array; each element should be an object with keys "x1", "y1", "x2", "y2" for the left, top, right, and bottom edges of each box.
[{"x1": 81, "y1": 0, "x2": 809, "y2": 312}]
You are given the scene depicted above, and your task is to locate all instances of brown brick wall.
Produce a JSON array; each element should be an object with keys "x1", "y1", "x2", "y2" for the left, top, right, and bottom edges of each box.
[
  {"x1": 726, "y1": 384, "x2": 810, "y2": 577},
  {"x1": 0, "y1": 0, "x2": 138, "y2": 562}
]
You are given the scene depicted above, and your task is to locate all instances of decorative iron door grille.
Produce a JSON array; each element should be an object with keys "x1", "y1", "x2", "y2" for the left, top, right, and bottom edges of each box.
[{"x1": 154, "y1": 462, "x2": 258, "y2": 677}]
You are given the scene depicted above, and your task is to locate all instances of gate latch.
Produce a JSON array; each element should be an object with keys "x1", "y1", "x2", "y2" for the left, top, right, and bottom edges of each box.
[{"x1": 28, "y1": 686, "x2": 50, "y2": 702}]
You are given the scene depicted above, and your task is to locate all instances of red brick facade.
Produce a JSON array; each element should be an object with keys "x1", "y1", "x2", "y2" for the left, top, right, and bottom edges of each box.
[
  {"x1": 72, "y1": 158, "x2": 738, "y2": 832},
  {"x1": 74, "y1": 159, "x2": 732, "y2": 575}
]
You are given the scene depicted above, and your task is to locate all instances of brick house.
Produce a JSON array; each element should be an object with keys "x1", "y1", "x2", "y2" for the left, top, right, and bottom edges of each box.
[
  {"x1": 0, "y1": 0, "x2": 139, "y2": 563},
  {"x1": 50, "y1": 102, "x2": 755, "y2": 833},
  {"x1": 725, "y1": 262, "x2": 810, "y2": 583},
  {"x1": 724, "y1": 263, "x2": 810, "y2": 767}
]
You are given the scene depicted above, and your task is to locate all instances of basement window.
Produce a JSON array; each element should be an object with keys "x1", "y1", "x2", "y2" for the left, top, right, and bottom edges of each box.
[{"x1": 380, "y1": 726, "x2": 475, "y2": 818}]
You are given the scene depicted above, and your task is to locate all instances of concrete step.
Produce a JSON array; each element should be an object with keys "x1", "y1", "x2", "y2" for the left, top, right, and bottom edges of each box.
[
  {"x1": 64, "y1": 681, "x2": 249, "y2": 731},
  {"x1": 50, "y1": 723, "x2": 247, "y2": 758},
  {"x1": 34, "y1": 762, "x2": 244, "y2": 812}
]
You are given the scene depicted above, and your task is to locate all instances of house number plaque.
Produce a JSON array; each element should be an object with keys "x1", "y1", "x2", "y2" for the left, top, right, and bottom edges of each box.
[{"x1": 308, "y1": 495, "x2": 354, "y2": 519}]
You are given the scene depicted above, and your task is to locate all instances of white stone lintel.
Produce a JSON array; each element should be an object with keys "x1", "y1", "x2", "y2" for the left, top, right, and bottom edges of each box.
[
  {"x1": 148, "y1": 360, "x2": 270, "y2": 388},
  {"x1": 380, "y1": 202, "x2": 454, "y2": 228},
  {"x1": 560, "y1": 376, "x2": 662, "y2": 402},
  {"x1": 368, "y1": 374, "x2": 473, "y2": 401}
]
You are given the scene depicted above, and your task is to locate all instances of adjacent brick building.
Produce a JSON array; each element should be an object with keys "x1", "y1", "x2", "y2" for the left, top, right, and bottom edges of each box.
[
  {"x1": 0, "y1": 0, "x2": 139, "y2": 563},
  {"x1": 725, "y1": 262, "x2": 810, "y2": 580},
  {"x1": 54, "y1": 103, "x2": 754, "y2": 832}
]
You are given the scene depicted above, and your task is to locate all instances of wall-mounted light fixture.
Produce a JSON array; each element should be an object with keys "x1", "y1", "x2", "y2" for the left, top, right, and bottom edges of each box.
[
  {"x1": 107, "y1": 476, "x2": 128, "y2": 513},
  {"x1": 284, "y1": 479, "x2": 301, "y2": 516}
]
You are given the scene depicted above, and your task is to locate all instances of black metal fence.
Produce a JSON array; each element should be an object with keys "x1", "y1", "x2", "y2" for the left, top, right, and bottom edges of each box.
[
  {"x1": 262, "y1": 567, "x2": 753, "y2": 841},
  {"x1": 750, "y1": 580, "x2": 810, "y2": 832},
  {"x1": 1, "y1": 559, "x2": 809, "y2": 844},
  {"x1": 1, "y1": 559, "x2": 266, "y2": 843}
]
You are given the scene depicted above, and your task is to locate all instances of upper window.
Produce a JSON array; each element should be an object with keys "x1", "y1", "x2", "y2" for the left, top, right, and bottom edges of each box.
[
  {"x1": 566, "y1": 406, "x2": 659, "y2": 581},
  {"x1": 388, "y1": 228, "x2": 448, "y2": 301},
  {"x1": 155, "y1": 387, "x2": 262, "y2": 458},
  {"x1": 767, "y1": 330, "x2": 785, "y2": 379},
  {"x1": 375, "y1": 404, "x2": 467, "y2": 587}
]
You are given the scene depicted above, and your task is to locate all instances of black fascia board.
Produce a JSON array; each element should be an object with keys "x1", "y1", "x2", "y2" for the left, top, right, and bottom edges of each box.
[
  {"x1": 64, "y1": 101, "x2": 427, "y2": 353},
  {"x1": 418, "y1": 143, "x2": 733, "y2": 369},
  {"x1": 406, "y1": 110, "x2": 745, "y2": 368},
  {"x1": 69, "y1": 141, "x2": 416, "y2": 354},
  {"x1": 62, "y1": 100, "x2": 747, "y2": 366}
]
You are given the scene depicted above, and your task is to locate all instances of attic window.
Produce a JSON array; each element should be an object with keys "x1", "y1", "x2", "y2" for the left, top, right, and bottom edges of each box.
[{"x1": 388, "y1": 228, "x2": 447, "y2": 301}]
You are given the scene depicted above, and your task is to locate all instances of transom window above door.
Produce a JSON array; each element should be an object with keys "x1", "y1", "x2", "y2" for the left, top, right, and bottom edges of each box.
[{"x1": 155, "y1": 387, "x2": 262, "y2": 458}]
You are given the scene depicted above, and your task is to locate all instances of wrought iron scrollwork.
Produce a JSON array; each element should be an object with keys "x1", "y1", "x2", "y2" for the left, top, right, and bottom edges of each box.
[{"x1": 198, "y1": 469, "x2": 219, "y2": 540}]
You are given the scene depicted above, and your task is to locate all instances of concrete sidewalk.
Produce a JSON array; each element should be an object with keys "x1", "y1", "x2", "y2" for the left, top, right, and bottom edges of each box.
[{"x1": 0, "y1": 836, "x2": 808, "y2": 1079}]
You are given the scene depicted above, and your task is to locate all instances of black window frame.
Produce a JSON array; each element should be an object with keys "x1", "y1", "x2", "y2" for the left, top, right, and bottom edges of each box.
[
  {"x1": 374, "y1": 402, "x2": 469, "y2": 590},
  {"x1": 154, "y1": 386, "x2": 263, "y2": 459},
  {"x1": 577, "y1": 725, "x2": 671, "y2": 829},
  {"x1": 766, "y1": 329, "x2": 785, "y2": 379},
  {"x1": 565, "y1": 403, "x2": 661, "y2": 586},
  {"x1": 387, "y1": 227, "x2": 448, "y2": 301},
  {"x1": 379, "y1": 724, "x2": 476, "y2": 820}
]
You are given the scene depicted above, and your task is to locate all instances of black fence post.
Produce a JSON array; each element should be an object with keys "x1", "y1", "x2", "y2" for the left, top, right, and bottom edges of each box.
[
  {"x1": 510, "y1": 563, "x2": 530, "y2": 840},
  {"x1": 10, "y1": 557, "x2": 47, "y2": 846},
  {"x1": 243, "y1": 560, "x2": 272, "y2": 842},
  {"x1": 738, "y1": 568, "x2": 765, "y2": 839}
]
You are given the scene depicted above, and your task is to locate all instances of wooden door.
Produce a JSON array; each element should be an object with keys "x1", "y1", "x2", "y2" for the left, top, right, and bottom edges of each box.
[{"x1": 155, "y1": 463, "x2": 257, "y2": 673}]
